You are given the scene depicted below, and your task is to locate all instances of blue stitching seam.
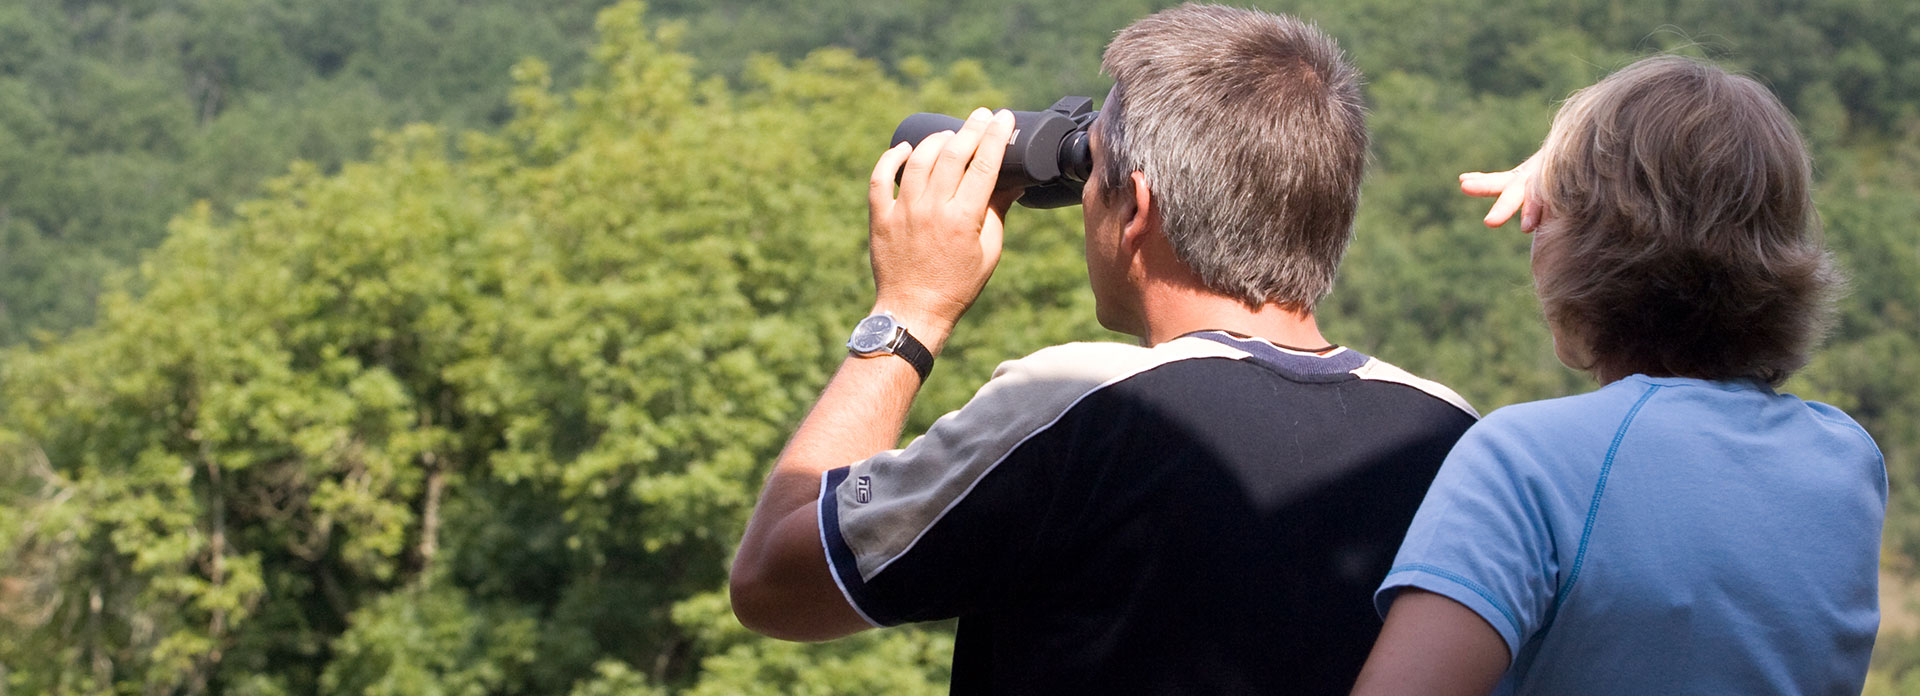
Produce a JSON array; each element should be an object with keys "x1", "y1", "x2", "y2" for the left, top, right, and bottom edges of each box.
[
  {"x1": 1552, "y1": 384, "x2": 1662, "y2": 615},
  {"x1": 1388, "y1": 563, "x2": 1523, "y2": 636}
]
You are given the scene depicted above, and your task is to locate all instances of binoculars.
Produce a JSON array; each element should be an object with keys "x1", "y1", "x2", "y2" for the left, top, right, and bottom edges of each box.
[{"x1": 890, "y1": 97, "x2": 1097, "y2": 209}]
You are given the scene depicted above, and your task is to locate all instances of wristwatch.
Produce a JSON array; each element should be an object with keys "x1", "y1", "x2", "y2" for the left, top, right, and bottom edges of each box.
[{"x1": 847, "y1": 312, "x2": 934, "y2": 382}]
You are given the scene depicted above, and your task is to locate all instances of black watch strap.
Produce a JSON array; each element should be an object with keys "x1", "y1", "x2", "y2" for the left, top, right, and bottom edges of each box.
[{"x1": 891, "y1": 329, "x2": 934, "y2": 383}]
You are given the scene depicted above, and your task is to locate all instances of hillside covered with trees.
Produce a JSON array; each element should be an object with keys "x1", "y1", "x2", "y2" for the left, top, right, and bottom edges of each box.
[{"x1": 1, "y1": 1, "x2": 1916, "y2": 693}]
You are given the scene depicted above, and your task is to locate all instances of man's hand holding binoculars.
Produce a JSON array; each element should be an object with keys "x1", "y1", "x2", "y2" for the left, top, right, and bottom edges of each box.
[{"x1": 866, "y1": 107, "x2": 1023, "y2": 355}]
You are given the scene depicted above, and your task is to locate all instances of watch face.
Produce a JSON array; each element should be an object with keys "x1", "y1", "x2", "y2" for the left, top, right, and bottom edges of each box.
[{"x1": 848, "y1": 314, "x2": 899, "y2": 354}]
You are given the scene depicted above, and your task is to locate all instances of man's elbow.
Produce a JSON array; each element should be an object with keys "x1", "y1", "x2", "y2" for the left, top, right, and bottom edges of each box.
[
  {"x1": 725, "y1": 552, "x2": 848, "y2": 641},
  {"x1": 731, "y1": 504, "x2": 870, "y2": 641},
  {"x1": 728, "y1": 563, "x2": 793, "y2": 639},
  {"x1": 729, "y1": 573, "x2": 841, "y2": 642}
]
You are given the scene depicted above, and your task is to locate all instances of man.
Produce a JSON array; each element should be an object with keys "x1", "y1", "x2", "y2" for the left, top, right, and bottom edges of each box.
[{"x1": 731, "y1": 5, "x2": 1478, "y2": 693}]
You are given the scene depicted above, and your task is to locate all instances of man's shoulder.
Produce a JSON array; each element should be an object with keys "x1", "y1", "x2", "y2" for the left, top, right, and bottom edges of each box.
[
  {"x1": 994, "y1": 338, "x2": 1480, "y2": 423},
  {"x1": 864, "y1": 339, "x2": 1248, "y2": 480},
  {"x1": 989, "y1": 338, "x2": 1245, "y2": 385},
  {"x1": 1348, "y1": 354, "x2": 1480, "y2": 419},
  {"x1": 960, "y1": 338, "x2": 1248, "y2": 417}
]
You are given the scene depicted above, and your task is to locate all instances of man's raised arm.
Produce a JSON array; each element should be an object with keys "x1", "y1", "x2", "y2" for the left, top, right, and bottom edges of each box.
[{"x1": 728, "y1": 108, "x2": 1017, "y2": 641}]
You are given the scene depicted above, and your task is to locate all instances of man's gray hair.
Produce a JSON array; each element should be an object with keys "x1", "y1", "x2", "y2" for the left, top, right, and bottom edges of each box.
[{"x1": 1099, "y1": 3, "x2": 1367, "y2": 310}]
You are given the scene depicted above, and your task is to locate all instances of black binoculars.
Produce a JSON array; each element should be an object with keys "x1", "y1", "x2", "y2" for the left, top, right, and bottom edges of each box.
[{"x1": 890, "y1": 97, "x2": 1097, "y2": 209}]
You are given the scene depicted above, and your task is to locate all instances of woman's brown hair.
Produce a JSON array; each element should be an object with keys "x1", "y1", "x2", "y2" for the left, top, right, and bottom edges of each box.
[{"x1": 1532, "y1": 55, "x2": 1841, "y2": 386}]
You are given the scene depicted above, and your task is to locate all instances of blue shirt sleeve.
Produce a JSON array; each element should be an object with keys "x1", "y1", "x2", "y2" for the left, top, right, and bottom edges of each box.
[{"x1": 1375, "y1": 413, "x2": 1563, "y2": 660}]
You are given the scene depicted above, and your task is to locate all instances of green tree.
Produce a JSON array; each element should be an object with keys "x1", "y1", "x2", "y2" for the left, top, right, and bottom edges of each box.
[
  {"x1": 0, "y1": 0, "x2": 618, "y2": 345},
  {"x1": 0, "y1": 3, "x2": 1094, "y2": 692}
]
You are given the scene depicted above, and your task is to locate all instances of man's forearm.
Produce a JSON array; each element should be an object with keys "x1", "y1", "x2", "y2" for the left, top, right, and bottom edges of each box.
[
  {"x1": 754, "y1": 352, "x2": 923, "y2": 527},
  {"x1": 748, "y1": 309, "x2": 953, "y2": 534},
  {"x1": 729, "y1": 311, "x2": 953, "y2": 639}
]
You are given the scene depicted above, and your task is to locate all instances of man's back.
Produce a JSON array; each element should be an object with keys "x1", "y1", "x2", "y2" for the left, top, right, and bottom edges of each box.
[{"x1": 820, "y1": 333, "x2": 1476, "y2": 693}]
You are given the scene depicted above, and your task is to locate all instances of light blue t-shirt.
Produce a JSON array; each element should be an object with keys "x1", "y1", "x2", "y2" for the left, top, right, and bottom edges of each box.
[{"x1": 1378, "y1": 375, "x2": 1885, "y2": 695}]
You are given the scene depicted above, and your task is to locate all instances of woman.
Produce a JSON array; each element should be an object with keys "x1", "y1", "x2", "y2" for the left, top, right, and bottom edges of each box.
[{"x1": 1353, "y1": 56, "x2": 1885, "y2": 695}]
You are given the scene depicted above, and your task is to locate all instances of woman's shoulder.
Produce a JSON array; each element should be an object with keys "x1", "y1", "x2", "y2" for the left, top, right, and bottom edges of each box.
[
  {"x1": 1472, "y1": 379, "x2": 1666, "y2": 442},
  {"x1": 1454, "y1": 376, "x2": 1732, "y2": 481}
]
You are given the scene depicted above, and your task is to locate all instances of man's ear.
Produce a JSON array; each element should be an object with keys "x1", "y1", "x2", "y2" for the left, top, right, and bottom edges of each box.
[{"x1": 1120, "y1": 170, "x2": 1157, "y2": 253}]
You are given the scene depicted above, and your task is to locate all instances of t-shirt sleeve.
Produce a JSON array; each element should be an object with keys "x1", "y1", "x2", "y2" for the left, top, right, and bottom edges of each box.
[
  {"x1": 1375, "y1": 413, "x2": 1561, "y2": 659},
  {"x1": 819, "y1": 341, "x2": 1236, "y2": 627}
]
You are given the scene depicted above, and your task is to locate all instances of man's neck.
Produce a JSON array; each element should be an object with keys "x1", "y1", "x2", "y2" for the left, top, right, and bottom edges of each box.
[
  {"x1": 1119, "y1": 224, "x2": 1330, "y2": 350},
  {"x1": 1136, "y1": 287, "x2": 1328, "y2": 349}
]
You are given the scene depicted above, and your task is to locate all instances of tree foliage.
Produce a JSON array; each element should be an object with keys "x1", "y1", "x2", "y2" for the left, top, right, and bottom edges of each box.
[
  {"x1": 0, "y1": 3, "x2": 1094, "y2": 692},
  {"x1": 0, "y1": 0, "x2": 609, "y2": 344}
]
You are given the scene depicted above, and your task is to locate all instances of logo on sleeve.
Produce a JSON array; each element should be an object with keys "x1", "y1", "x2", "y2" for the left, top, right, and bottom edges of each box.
[{"x1": 855, "y1": 476, "x2": 872, "y2": 503}]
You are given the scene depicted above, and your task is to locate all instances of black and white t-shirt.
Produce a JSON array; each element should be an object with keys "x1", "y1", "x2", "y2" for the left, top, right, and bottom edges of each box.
[{"x1": 820, "y1": 331, "x2": 1478, "y2": 694}]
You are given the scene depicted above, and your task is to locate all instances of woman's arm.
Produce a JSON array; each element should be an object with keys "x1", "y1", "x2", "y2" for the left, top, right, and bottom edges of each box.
[{"x1": 1351, "y1": 589, "x2": 1511, "y2": 696}]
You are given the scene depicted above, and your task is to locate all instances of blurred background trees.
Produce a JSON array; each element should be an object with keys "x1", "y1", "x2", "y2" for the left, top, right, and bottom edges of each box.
[{"x1": 0, "y1": 0, "x2": 1915, "y2": 692}]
